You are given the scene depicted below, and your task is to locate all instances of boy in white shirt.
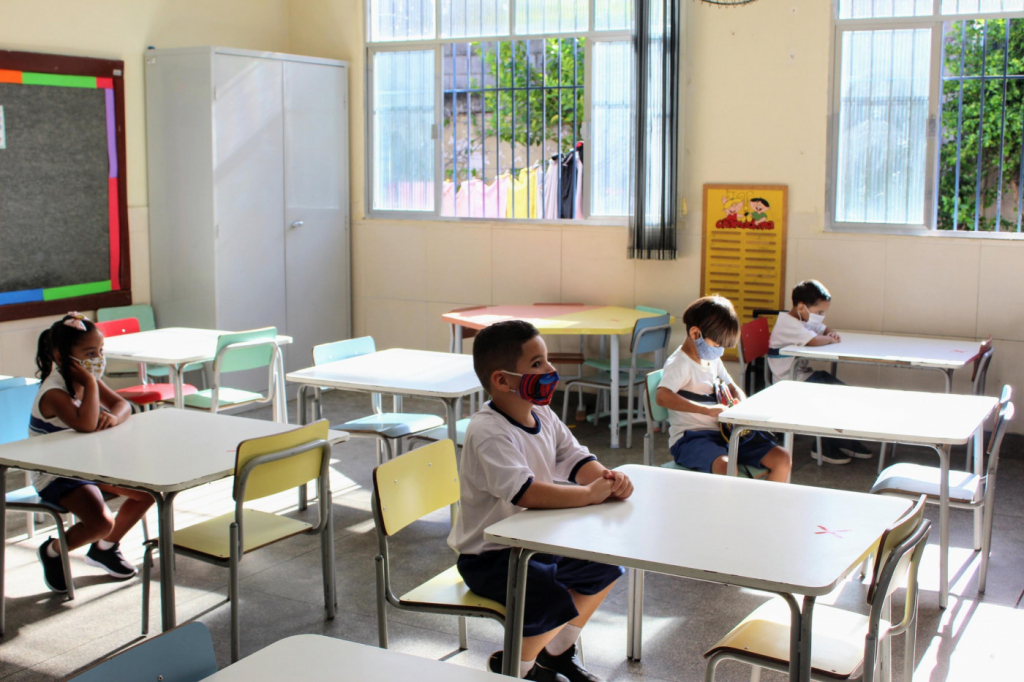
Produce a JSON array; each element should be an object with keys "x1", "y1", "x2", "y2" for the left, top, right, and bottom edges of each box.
[
  {"x1": 768, "y1": 280, "x2": 872, "y2": 464},
  {"x1": 450, "y1": 320, "x2": 633, "y2": 682},
  {"x1": 656, "y1": 296, "x2": 791, "y2": 482}
]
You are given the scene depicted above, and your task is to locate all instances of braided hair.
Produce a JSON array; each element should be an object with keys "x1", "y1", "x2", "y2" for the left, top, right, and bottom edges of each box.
[{"x1": 36, "y1": 313, "x2": 97, "y2": 396}]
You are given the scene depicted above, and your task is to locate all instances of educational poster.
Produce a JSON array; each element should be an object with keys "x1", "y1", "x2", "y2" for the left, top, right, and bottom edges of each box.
[
  {"x1": 700, "y1": 184, "x2": 788, "y2": 362},
  {"x1": 0, "y1": 51, "x2": 130, "y2": 322}
]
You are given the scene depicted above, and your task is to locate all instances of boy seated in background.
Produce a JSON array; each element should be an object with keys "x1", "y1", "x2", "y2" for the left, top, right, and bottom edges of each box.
[
  {"x1": 656, "y1": 296, "x2": 791, "y2": 482},
  {"x1": 450, "y1": 320, "x2": 632, "y2": 682},
  {"x1": 768, "y1": 279, "x2": 872, "y2": 464}
]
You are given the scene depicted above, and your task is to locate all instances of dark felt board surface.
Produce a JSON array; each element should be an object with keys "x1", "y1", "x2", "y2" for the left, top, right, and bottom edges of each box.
[{"x1": 0, "y1": 82, "x2": 111, "y2": 293}]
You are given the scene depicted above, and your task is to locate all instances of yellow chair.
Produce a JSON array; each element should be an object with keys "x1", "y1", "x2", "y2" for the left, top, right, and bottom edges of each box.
[
  {"x1": 704, "y1": 496, "x2": 930, "y2": 682},
  {"x1": 372, "y1": 439, "x2": 505, "y2": 650},
  {"x1": 140, "y1": 420, "x2": 337, "y2": 662}
]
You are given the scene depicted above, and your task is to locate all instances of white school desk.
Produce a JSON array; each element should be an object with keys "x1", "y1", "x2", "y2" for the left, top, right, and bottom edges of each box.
[
  {"x1": 778, "y1": 331, "x2": 985, "y2": 392},
  {"x1": 0, "y1": 409, "x2": 348, "y2": 635},
  {"x1": 719, "y1": 381, "x2": 997, "y2": 609},
  {"x1": 286, "y1": 348, "x2": 482, "y2": 450},
  {"x1": 443, "y1": 305, "x2": 674, "y2": 448},
  {"x1": 102, "y1": 327, "x2": 293, "y2": 419},
  {"x1": 200, "y1": 634, "x2": 504, "y2": 681},
  {"x1": 485, "y1": 465, "x2": 910, "y2": 682}
]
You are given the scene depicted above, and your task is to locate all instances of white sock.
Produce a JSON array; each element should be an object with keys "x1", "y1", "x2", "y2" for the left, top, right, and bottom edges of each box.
[
  {"x1": 97, "y1": 539, "x2": 114, "y2": 551},
  {"x1": 546, "y1": 624, "x2": 582, "y2": 656},
  {"x1": 45, "y1": 540, "x2": 59, "y2": 559},
  {"x1": 519, "y1": 658, "x2": 536, "y2": 677}
]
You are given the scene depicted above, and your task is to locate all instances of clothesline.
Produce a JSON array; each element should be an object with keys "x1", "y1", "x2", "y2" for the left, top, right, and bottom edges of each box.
[{"x1": 441, "y1": 145, "x2": 584, "y2": 220}]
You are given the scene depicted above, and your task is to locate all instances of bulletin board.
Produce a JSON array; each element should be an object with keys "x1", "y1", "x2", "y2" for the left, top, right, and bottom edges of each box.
[
  {"x1": 0, "y1": 50, "x2": 131, "y2": 322},
  {"x1": 700, "y1": 184, "x2": 787, "y2": 362}
]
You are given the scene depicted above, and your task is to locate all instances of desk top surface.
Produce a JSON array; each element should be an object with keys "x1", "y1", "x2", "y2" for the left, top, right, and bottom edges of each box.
[
  {"x1": 779, "y1": 331, "x2": 984, "y2": 369},
  {"x1": 103, "y1": 328, "x2": 293, "y2": 365},
  {"x1": 443, "y1": 305, "x2": 671, "y2": 336}
]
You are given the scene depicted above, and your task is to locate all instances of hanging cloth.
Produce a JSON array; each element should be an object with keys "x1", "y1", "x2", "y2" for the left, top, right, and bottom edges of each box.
[
  {"x1": 543, "y1": 159, "x2": 560, "y2": 220},
  {"x1": 507, "y1": 167, "x2": 540, "y2": 219},
  {"x1": 558, "y1": 152, "x2": 578, "y2": 219},
  {"x1": 441, "y1": 180, "x2": 457, "y2": 217}
]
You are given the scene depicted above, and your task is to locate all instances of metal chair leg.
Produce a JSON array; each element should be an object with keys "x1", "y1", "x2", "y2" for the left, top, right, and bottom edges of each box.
[
  {"x1": 229, "y1": 523, "x2": 241, "y2": 663},
  {"x1": 458, "y1": 616, "x2": 468, "y2": 649},
  {"x1": 878, "y1": 443, "x2": 889, "y2": 474},
  {"x1": 141, "y1": 545, "x2": 152, "y2": 635},
  {"x1": 51, "y1": 513, "x2": 75, "y2": 601},
  {"x1": 375, "y1": 555, "x2": 389, "y2": 649}
]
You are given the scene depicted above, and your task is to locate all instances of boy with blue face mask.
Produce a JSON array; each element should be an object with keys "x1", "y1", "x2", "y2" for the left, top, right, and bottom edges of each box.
[
  {"x1": 768, "y1": 280, "x2": 872, "y2": 464},
  {"x1": 656, "y1": 296, "x2": 792, "y2": 481},
  {"x1": 449, "y1": 320, "x2": 632, "y2": 682}
]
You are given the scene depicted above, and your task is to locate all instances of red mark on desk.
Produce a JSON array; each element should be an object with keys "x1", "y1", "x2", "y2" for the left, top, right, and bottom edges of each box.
[{"x1": 815, "y1": 525, "x2": 850, "y2": 539}]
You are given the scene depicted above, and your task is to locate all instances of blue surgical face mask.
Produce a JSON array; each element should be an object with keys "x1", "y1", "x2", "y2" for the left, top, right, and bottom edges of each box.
[{"x1": 694, "y1": 332, "x2": 725, "y2": 361}]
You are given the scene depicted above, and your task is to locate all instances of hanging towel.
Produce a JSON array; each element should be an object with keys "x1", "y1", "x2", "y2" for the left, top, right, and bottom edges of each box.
[
  {"x1": 573, "y1": 152, "x2": 584, "y2": 219},
  {"x1": 543, "y1": 159, "x2": 560, "y2": 220},
  {"x1": 507, "y1": 167, "x2": 540, "y2": 219}
]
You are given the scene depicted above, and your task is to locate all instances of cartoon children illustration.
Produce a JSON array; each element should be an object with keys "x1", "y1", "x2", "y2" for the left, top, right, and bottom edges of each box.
[
  {"x1": 718, "y1": 195, "x2": 745, "y2": 228},
  {"x1": 749, "y1": 197, "x2": 770, "y2": 225}
]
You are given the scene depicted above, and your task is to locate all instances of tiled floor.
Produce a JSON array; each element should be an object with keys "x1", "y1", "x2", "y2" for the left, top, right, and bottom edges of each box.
[{"x1": 1, "y1": 391, "x2": 1021, "y2": 681}]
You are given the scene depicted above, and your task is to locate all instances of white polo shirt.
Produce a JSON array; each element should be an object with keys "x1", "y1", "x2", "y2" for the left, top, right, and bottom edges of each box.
[
  {"x1": 448, "y1": 402, "x2": 596, "y2": 556},
  {"x1": 768, "y1": 313, "x2": 825, "y2": 383},
  {"x1": 657, "y1": 346, "x2": 734, "y2": 448}
]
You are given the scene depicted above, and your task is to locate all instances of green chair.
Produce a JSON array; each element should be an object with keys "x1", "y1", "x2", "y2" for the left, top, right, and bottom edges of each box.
[
  {"x1": 141, "y1": 421, "x2": 336, "y2": 661},
  {"x1": 642, "y1": 369, "x2": 768, "y2": 479},
  {"x1": 306, "y1": 337, "x2": 444, "y2": 465},
  {"x1": 182, "y1": 328, "x2": 282, "y2": 415},
  {"x1": 70, "y1": 622, "x2": 217, "y2": 682},
  {"x1": 97, "y1": 304, "x2": 206, "y2": 384},
  {"x1": 581, "y1": 306, "x2": 669, "y2": 375}
]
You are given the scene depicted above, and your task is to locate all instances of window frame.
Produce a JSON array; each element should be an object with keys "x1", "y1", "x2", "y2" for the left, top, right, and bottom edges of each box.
[
  {"x1": 365, "y1": 0, "x2": 632, "y2": 224},
  {"x1": 827, "y1": 1, "x2": 1024, "y2": 239}
]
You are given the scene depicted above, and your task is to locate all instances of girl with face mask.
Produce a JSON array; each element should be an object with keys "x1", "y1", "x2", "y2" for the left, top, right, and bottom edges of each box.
[{"x1": 29, "y1": 313, "x2": 153, "y2": 594}]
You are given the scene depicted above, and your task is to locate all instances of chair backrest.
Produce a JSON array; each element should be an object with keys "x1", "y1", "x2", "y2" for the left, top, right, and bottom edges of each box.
[
  {"x1": 373, "y1": 439, "x2": 459, "y2": 537},
  {"x1": 313, "y1": 336, "x2": 376, "y2": 365},
  {"x1": 215, "y1": 327, "x2": 278, "y2": 374},
  {"x1": 235, "y1": 420, "x2": 330, "y2": 502},
  {"x1": 631, "y1": 314, "x2": 672, "y2": 356},
  {"x1": 97, "y1": 304, "x2": 157, "y2": 332},
  {"x1": 0, "y1": 377, "x2": 36, "y2": 390},
  {"x1": 738, "y1": 317, "x2": 770, "y2": 365},
  {"x1": 986, "y1": 389, "x2": 1014, "y2": 474},
  {"x1": 636, "y1": 305, "x2": 668, "y2": 315},
  {"x1": 0, "y1": 383, "x2": 37, "y2": 446},
  {"x1": 972, "y1": 336, "x2": 994, "y2": 395},
  {"x1": 69, "y1": 621, "x2": 217, "y2": 682},
  {"x1": 94, "y1": 317, "x2": 141, "y2": 338},
  {"x1": 868, "y1": 495, "x2": 927, "y2": 604},
  {"x1": 644, "y1": 369, "x2": 669, "y2": 424}
]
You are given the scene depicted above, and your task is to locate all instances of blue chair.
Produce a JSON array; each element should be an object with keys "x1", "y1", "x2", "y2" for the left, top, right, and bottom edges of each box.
[
  {"x1": 641, "y1": 369, "x2": 767, "y2": 479},
  {"x1": 98, "y1": 304, "x2": 207, "y2": 385},
  {"x1": 309, "y1": 337, "x2": 444, "y2": 464},
  {"x1": 69, "y1": 621, "x2": 217, "y2": 681},
  {"x1": 561, "y1": 314, "x2": 672, "y2": 449},
  {"x1": 0, "y1": 380, "x2": 76, "y2": 598}
]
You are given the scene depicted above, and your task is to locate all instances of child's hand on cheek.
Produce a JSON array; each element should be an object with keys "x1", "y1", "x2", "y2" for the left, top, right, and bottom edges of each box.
[{"x1": 69, "y1": 360, "x2": 95, "y2": 385}]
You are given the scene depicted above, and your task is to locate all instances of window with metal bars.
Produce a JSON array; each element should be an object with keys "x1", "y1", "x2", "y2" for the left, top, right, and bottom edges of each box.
[
  {"x1": 366, "y1": 0, "x2": 632, "y2": 220},
  {"x1": 831, "y1": 1, "x2": 1024, "y2": 235}
]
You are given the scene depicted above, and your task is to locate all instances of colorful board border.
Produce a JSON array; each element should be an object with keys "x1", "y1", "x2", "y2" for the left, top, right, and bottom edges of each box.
[{"x1": 0, "y1": 51, "x2": 131, "y2": 322}]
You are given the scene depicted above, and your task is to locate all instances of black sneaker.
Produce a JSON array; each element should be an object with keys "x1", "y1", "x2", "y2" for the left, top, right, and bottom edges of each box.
[
  {"x1": 85, "y1": 542, "x2": 137, "y2": 579},
  {"x1": 838, "y1": 439, "x2": 873, "y2": 459},
  {"x1": 811, "y1": 443, "x2": 851, "y2": 465},
  {"x1": 537, "y1": 644, "x2": 605, "y2": 682},
  {"x1": 488, "y1": 651, "x2": 570, "y2": 682},
  {"x1": 37, "y1": 538, "x2": 67, "y2": 593}
]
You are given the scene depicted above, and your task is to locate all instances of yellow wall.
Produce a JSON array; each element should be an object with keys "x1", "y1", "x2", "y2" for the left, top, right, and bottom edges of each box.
[
  {"x1": 2, "y1": 0, "x2": 1022, "y2": 427},
  {"x1": 0, "y1": 0, "x2": 291, "y2": 376}
]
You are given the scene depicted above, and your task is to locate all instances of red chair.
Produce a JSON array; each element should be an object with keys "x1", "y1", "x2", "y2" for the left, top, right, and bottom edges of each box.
[
  {"x1": 95, "y1": 318, "x2": 198, "y2": 410},
  {"x1": 737, "y1": 317, "x2": 772, "y2": 396}
]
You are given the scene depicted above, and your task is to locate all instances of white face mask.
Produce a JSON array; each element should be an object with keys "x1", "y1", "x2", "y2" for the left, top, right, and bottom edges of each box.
[
  {"x1": 75, "y1": 355, "x2": 107, "y2": 380},
  {"x1": 806, "y1": 312, "x2": 825, "y2": 328}
]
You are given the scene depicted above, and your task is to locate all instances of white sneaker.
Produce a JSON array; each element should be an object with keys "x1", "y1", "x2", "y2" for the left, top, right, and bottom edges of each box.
[{"x1": 811, "y1": 450, "x2": 852, "y2": 465}]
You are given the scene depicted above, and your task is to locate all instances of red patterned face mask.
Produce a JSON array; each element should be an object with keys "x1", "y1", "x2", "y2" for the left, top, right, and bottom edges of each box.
[{"x1": 503, "y1": 370, "x2": 560, "y2": 406}]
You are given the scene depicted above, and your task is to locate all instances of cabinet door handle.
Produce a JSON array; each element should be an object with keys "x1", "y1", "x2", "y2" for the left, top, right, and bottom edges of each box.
[{"x1": 289, "y1": 220, "x2": 305, "y2": 229}]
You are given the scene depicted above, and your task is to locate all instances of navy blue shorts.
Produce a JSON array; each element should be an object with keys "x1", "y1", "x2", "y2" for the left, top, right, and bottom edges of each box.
[
  {"x1": 458, "y1": 550, "x2": 624, "y2": 637},
  {"x1": 38, "y1": 478, "x2": 94, "y2": 506},
  {"x1": 670, "y1": 429, "x2": 778, "y2": 473}
]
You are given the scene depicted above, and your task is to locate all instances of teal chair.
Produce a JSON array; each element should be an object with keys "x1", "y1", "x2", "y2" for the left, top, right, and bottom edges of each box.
[
  {"x1": 308, "y1": 337, "x2": 444, "y2": 465},
  {"x1": 562, "y1": 314, "x2": 672, "y2": 449},
  {"x1": 581, "y1": 305, "x2": 669, "y2": 375},
  {"x1": 183, "y1": 328, "x2": 282, "y2": 414},
  {"x1": 97, "y1": 304, "x2": 206, "y2": 384},
  {"x1": 69, "y1": 622, "x2": 217, "y2": 681},
  {"x1": 1, "y1": 380, "x2": 76, "y2": 598},
  {"x1": 642, "y1": 369, "x2": 768, "y2": 479}
]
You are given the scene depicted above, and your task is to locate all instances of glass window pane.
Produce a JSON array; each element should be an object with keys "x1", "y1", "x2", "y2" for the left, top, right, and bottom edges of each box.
[
  {"x1": 835, "y1": 29, "x2": 932, "y2": 225},
  {"x1": 516, "y1": 0, "x2": 588, "y2": 36},
  {"x1": 370, "y1": 0, "x2": 436, "y2": 42},
  {"x1": 592, "y1": 41, "x2": 631, "y2": 217},
  {"x1": 942, "y1": 0, "x2": 1024, "y2": 14},
  {"x1": 440, "y1": 0, "x2": 510, "y2": 39},
  {"x1": 595, "y1": 0, "x2": 632, "y2": 31},
  {"x1": 372, "y1": 51, "x2": 435, "y2": 212},
  {"x1": 839, "y1": 0, "x2": 932, "y2": 18}
]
